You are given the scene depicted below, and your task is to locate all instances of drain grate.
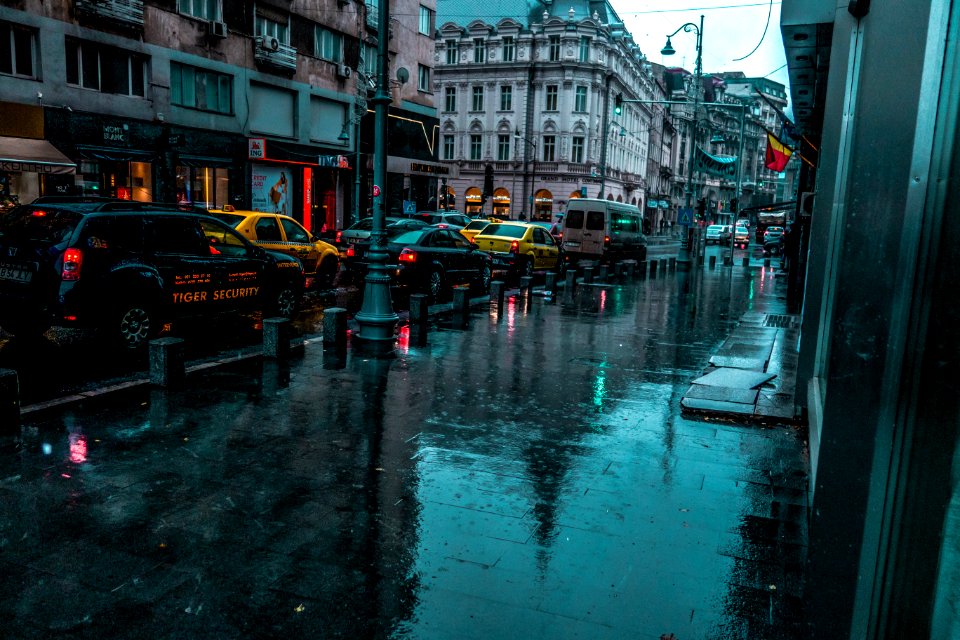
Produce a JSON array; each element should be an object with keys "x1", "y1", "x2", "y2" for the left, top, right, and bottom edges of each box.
[{"x1": 764, "y1": 314, "x2": 799, "y2": 328}]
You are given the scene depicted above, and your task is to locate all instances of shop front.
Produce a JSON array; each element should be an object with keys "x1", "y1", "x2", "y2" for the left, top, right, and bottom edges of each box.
[
  {"x1": 386, "y1": 156, "x2": 458, "y2": 215},
  {"x1": 0, "y1": 102, "x2": 75, "y2": 207}
]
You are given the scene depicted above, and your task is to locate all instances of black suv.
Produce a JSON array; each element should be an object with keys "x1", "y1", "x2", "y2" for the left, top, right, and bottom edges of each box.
[{"x1": 0, "y1": 204, "x2": 305, "y2": 348}]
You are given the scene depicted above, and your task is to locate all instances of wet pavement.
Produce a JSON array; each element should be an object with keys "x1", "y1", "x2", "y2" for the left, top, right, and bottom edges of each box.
[{"x1": 0, "y1": 248, "x2": 809, "y2": 639}]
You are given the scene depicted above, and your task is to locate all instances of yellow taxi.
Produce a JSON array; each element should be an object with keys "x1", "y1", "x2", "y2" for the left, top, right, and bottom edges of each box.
[
  {"x1": 459, "y1": 218, "x2": 500, "y2": 243},
  {"x1": 472, "y1": 221, "x2": 565, "y2": 277},
  {"x1": 208, "y1": 207, "x2": 340, "y2": 288}
]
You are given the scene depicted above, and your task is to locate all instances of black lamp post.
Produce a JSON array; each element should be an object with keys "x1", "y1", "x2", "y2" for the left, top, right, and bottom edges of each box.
[
  {"x1": 662, "y1": 15, "x2": 703, "y2": 258},
  {"x1": 515, "y1": 127, "x2": 536, "y2": 219}
]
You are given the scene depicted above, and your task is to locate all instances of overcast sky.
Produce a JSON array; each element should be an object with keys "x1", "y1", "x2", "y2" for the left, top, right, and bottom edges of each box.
[{"x1": 610, "y1": 0, "x2": 790, "y2": 95}]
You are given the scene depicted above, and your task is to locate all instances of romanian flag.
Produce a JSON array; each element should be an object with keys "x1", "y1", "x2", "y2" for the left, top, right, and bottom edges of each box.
[{"x1": 764, "y1": 132, "x2": 793, "y2": 172}]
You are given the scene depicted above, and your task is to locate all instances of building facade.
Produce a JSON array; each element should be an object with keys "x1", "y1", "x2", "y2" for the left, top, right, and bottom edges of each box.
[{"x1": 0, "y1": 0, "x2": 439, "y2": 231}]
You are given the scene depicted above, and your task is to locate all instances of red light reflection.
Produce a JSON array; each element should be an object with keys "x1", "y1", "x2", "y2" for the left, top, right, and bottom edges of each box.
[
  {"x1": 69, "y1": 433, "x2": 88, "y2": 464},
  {"x1": 397, "y1": 325, "x2": 410, "y2": 354}
]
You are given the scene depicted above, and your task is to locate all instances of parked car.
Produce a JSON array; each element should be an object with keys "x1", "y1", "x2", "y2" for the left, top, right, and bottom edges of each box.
[
  {"x1": 336, "y1": 216, "x2": 426, "y2": 247},
  {"x1": 459, "y1": 219, "x2": 494, "y2": 242},
  {"x1": 561, "y1": 199, "x2": 646, "y2": 263},
  {"x1": 764, "y1": 226, "x2": 785, "y2": 243},
  {"x1": 530, "y1": 220, "x2": 564, "y2": 243},
  {"x1": 472, "y1": 222, "x2": 564, "y2": 278},
  {"x1": 411, "y1": 211, "x2": 473, "y2": 228},
  {"x1": 208, "y1": 207, "x2": 339, "y2": 288},
  {"x1": 705, "y1": 224, "x2": 725, "y2": 244},
  {"x1": 0, "y1": 204, "x2": 305, "y2": 348},
  {"x1": 346, "y1": 227, "x2": 492, "y2": 299},
  {"x1": 342, "y1": 219, "x2": 433, "y2": 279}
]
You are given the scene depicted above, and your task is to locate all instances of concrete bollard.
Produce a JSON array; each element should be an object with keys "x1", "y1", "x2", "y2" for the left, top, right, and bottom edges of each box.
[
  {"x1": 453, "y1": 285, "x2": 470, "y2": 320},
  {"x1": 490, "y1": 280, "x2": 506, "y2": 310},
  {"x1": 322, "y1": 306, "x2": 348, "y2": 346},
  {"x1": 582, "y1": 267, "x2": 594, "y2": 283},
  {"x1": 668, "y1": 257, "x2": 677, "y2": 271},
  {"x1": 263, "y1": 317, "x2": 291, "y2": 359},
  {"x1": 519, "y1": 276, "x2": 533, "y2": 296},
  {"x1": 409, "y1": 294, "x2": 429, "y2": 328},
  {"x1": 698, "y1": 254, "x2": 705, "y2": 266},
  {"x1": 764, "y1": 258, "x2": 771, "y2": 267},
  {"x1": 0, "y1": 368, "x2": 19, "y2": 434},
  {"x1": 659, "y1": 258, "x2": 668, "y2": 274},
  {"x1": 638, "y1": 260, "x2": 648, "y2": 279},
  {"x1": 742, "y1": 256, "x2": 750, "y2": 267},
  {"x1": 625, "y1": 261, "x2": 636, "y2": 278},
  {"x1": 723, "y1": 253, "x2": 733, "y2": 266},
  {"x1": 649, "y1": 260, "x2": 658, "y2": 277},
  {"x1": 149, "y1": 337, "x2": 185, "y2": 389},
  {"x1": 545, "y1": 272, "x2": 557, "y2": 294},
  {"x1": 596, "y1": 265, "x2": 608, "y2": 282},
  {"x1": 709, "y1": 255, "x2": 717, "y2": 269},
  {"x1": 564, "y1": 269, "x2": 577, "y2": 291}
]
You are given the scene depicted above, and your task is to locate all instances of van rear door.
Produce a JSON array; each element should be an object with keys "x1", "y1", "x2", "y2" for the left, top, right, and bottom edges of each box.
[{"x1": 581, "y1": 209, "x2": 605, "y2": 256}]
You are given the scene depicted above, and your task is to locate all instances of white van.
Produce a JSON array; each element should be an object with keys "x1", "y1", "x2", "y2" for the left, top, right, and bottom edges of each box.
[{"x1": 561, "y1": 199, "x2": 647, "y2": 262}]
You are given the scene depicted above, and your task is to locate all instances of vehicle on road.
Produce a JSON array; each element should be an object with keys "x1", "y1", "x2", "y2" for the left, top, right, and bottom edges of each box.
[
  {"x1": 0, "y1": 205, "x2": 305, "y2": 349},
  {"x1": 472, "y1": 222, "x2": 564, "y2": 278},
  {"x1": 705, "y1": 225, "x2": 725, "y2": 244},
  {"x1": 764, "y1": 226, "x2": 785, "y2": 244},
  {"x1": 561, "y1": 199, "x2": 646, "y2": 263},
  {"x1": 530, "y1": 219, "x2": 563, "y2": 243},
  {"x1": 410, "y1": 211, "x2": 473, "y2": 229},
  {"x1": 208, "y1": 207, "x2": 339, "y2": 288},
  {"x1": 347, "y1": 227, "x2": 491, "y2": 299},
  {"x1": 734, "y1": 225, "x2": 750, "y2": 249},
  {"x1": 459, "y1": 219, "x2": 494, "y2": 242}
]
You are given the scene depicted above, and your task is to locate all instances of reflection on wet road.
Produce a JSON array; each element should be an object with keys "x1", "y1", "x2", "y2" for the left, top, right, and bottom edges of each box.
[{"x1": 0, "y1": 257, "x2": 807, "y2": 639}]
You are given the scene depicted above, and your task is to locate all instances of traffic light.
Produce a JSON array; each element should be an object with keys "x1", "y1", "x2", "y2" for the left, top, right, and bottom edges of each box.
[
  {"x1": 614, "y1": 93, "x2": 623, "y2": 115},
  {"x1": 696, "y1": 198, "x2": 706, "y2": 220},
  {"x1": 483, "y1": 163, "x2": 494, "y2": 197},
  {"x1": 730, "y1": 197, "x2": 738, "y2": 213}
]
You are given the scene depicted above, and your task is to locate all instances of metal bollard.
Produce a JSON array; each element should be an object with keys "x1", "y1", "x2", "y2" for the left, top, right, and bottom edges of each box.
[
  {"x1": 322, "y1": 306, "x2": 348, "y2": 346},
  {"x1": 596, "y1": 265, "x2": 608, "y2": 282},
  {"x1": 490, "y1": 280, "x2": 506, "y2": 310},
  {"x1": 698, "y1": 254, "x2": 705, "y2": 266},
  {"x1": 659, "y1": 258, "x2": 667, "y2": 274},
  {"x1": 263, "y1": 317, "x2": 291, "y2": 359},
  {"x1": 764, "y1": 258, "x2": 771, "y2": 267},
  {"x1": 649, "y1": 260, "x2": 658, "y2": 277},
  {"x1": 668, "y1": 257, "x2": 677, "y2": 271},
  {"x1": 625, "y1": 261, "x2": 636, "y2": 278},
  {"x1": 519, "y1": 276, "x2": 533, "y2": 295},
  {"x1": 638, "y1": 260, "x2": 648, "y2": 279},
  {"x1": 0, "y1": 368, "x2": 19, "y2": 434},
  {"x1": 582, "y1": 267, "x2": 594, "y2": 283},
  {"x1": 544, "y1": 272, "x2": 557, "y2": 294},
  {"x1": 453, "y1": 286, "x2": 470, "y2": 320},
  {"x1": 709, "y1": 255, "x2": 717, "y2": 269},
  {"x1": 742, "y1": 256, "x2": 750, "y2": 267},
  {"x1": 723, "y1": 253, "x2": 733, "y2": 266},
  {"x1": 149, "y1": 337, "x2": 185, "y2": 388}
]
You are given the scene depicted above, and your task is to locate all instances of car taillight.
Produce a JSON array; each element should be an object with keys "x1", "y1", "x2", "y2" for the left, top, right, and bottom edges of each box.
[
  {"x1": 346, "y1": 245, "x2": 355, "y2": 257},
  {"x1": 32, "y1": 209, "x2": 48, "y2": 217},
  {"x1": 61, "y1": 248, "x2": 83, "y2": 281},
  {"x1": 336, "y1": 230, "x2": 343, "y2": 243},
  {"x1": 558, "y1": 232, "x2": 563, "y2": 240},
  {"x1": 510, "y1": 240, "x2": 520, "y2": 254},
  {"x1": 398, "y1": 248, "x2": 417, "y2": 263},
  {"x1": 604, "y1": 235, "x2": 611, "y2": 245}
]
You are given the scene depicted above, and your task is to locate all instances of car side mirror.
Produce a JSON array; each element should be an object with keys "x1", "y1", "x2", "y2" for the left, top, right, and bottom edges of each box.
[{"x1": 251, "y1": 246, "x2": 267, "y2": 259}]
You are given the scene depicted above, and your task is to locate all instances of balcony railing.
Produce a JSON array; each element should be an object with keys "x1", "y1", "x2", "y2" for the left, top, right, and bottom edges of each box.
[
  {"x1": 254, "y1": 37, "x2": 297, "y2": 72},
  {"x1": 75, "y1": 0, "x2": 144, "y2": 28}
]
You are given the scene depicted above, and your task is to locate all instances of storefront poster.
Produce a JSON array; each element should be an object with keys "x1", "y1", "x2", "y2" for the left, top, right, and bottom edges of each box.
[{"x1": 251, "y1": 164, "x2": 294, "y2": 215}]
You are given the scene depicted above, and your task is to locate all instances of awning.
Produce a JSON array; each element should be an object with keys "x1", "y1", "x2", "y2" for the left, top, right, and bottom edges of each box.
[
  {"x1": 75, "y1": 145, "x2": 155, "y2": 163},
  {"x1": 0, "y1": 136, "x2": 76, "y2": 175},
  {"x1": 179, "y1": 155, "x2": 234, "y2": 168}
]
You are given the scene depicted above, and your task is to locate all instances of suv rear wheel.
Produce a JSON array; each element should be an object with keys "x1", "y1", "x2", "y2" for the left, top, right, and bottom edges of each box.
[
  {"x1": 115, "y1": 301, "x2": 157, "y2": 350},
  {"x1": 268, "y1": 285, "x2": 300, "y2": 319}
]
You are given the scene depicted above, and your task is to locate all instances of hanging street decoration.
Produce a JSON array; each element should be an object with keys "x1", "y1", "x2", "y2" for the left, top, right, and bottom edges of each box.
[{"x1": 694, "y1": 146, "x2": 738, "y2": 178}]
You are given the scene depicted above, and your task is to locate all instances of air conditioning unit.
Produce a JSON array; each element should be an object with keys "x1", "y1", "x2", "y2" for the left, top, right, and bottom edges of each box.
[
  {"x1": 208, "y1": 20, "x2": 227, "y2": 39},
  {"x1": 257, "y1": 36, "x2": 281, "y2": 52},
  {"x1": 336, "y1": 64, "x2": 352, "y2": 79}
]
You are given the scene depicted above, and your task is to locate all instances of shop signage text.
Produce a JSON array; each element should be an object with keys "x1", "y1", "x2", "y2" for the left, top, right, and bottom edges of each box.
[
  {"x1": 103, "y1": 125, "x2": 128, "y2": 143},
  {"x1": 409, "y1": 162, "x2": 450, "y2": 176},
  {"x1": 0, "y1": 161, "x2": 75, "y2": 175},
  {"x1": 248, "y1": 138, "x2": 266, "y2": 159}
]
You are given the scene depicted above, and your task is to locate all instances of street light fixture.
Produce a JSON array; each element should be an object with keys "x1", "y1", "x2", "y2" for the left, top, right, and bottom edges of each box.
[
  {"x1": 515, "y1": 127, "x2": 537, "y2": 219},
  {"x1": 661, "y1": 15, "x2": 703, "y2": 260}
]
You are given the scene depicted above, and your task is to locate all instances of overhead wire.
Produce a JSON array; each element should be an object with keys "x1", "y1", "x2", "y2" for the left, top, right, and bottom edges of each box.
[{"x1": 732, "y1": 0, "x2": 774, "y2": 61}]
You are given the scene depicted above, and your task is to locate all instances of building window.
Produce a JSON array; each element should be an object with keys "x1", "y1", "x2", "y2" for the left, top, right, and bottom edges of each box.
[
  {"x1": 500, "y1": 85, "x2": 512, "y2": 111},
  {"x1": 502, "y1": 36, "x2": 515, "y2": 62},
  {"x1": 66, "y1": 39, "x2": 146, "y2": 97},
  {"x1": 255, "y1": 15, "x2": 288, "y2": 44},
  {"x1": 445, "y1": 39, "x2": 458, "y2": 64},
  {"x1": 418, "y1": 6, "x2": 434, "y2": 35},
  {"x1": 177, "y1": 166, "x2": 229, "y2": 209},
  {"x1": 548, "y1": 35, "x2": 560, "y2": 61},
  {"x1": 177, "y1": 0, "x2": 220, "y2": 20},
  {"x1": 365, "y1": 0, "x2": 379, "y2": 28},
  {"x1": 571, "y1": 136, "x2": 584, "y2": 163},
  {"x1": 443, "y1": 134, "x2": 455, "y2": 160},
  {"x1": 171, "y1": 62, "x2": 232, "y2": 114},
  {"x1": 470, "y1": 134, "x2": 482, "y2": 160},
  {"x1": 471, "y1": 86, "x2": 483, "y2": 111},
  {"x1": 574, "y1": 85, "x2": 587, "y2": 112},
  {"x1": 315, "y1": 27, "x2": 342, "y2": 62},
  {"x1": 417, "y1": 64, "x2": 430, "y2": 92},
  {"x1": 473, "y1": 38, "x2": 486, "y2": 63},
  {"x1": 0, "y1": 21, "x2": 36, "y2": 78},
  {"x1": 542, "y1": 135, "x2": 556, "y2": 161},
  {"x1": 579, "y1": 36, "x2": 590, "y2": 62},
  {"x1": 444, "y1": 86, "x2": 456, "y2": 112},
  {"x1": 545, "y1": 85, "x2": 558, "y2": 111},
  {"x1": 497, "y1": 134, "x2": 510, "y2": 161}
]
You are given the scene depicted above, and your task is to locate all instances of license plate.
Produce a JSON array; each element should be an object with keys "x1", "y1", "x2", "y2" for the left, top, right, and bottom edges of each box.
[
  {"x1": 564, "y1": 241, "x2": 580, "y2": 248},
  {"x1": 493, "y1": 257, "x2": 511, "y2": 266},
  {"x1": 0, "y1": 265, "x2": 31, "y2": 283}
]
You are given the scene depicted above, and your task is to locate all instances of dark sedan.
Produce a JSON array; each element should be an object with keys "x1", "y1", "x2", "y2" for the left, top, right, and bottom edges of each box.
[{"x1": 347, "y1": 227, "x2": 492, "y2": 300}]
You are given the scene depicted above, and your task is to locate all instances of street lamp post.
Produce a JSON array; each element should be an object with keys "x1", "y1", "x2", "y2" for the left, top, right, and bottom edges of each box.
[
  {"x1": 662, "y1": 14, "x2": 703, "y2": 261},
  {"x1": 515, "y1": 127, "x2": 536, "y2": 219},
  {"x1": 354, "y1": 0, "x2": 398, "y2": 347}
]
